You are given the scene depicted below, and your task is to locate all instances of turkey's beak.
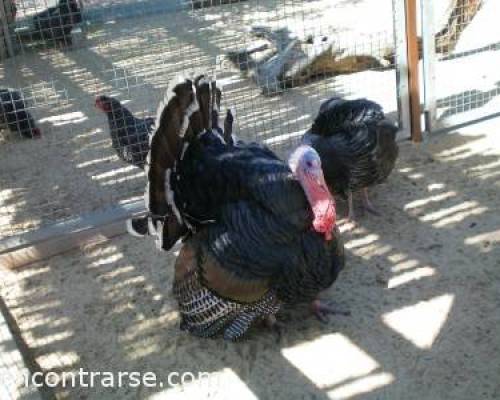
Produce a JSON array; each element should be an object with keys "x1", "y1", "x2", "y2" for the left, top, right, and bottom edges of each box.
[{"x1": 309, "y1": 169, "x2": 329, "y2": 193}]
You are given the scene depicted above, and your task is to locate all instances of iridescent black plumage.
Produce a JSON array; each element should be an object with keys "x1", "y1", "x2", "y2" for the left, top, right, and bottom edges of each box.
[
  {"x1": 0, "y1": 89, "x2": 40, "y2": 139},
  {"x1": 128, "y1": 76, "x2": 345, "y2": 340},
  {"x1": 304, "y1": 97, "x2": 399, "y2": 199},
  {"x1": 32, "y1": 0, "x2": 82, "y2": 46}
]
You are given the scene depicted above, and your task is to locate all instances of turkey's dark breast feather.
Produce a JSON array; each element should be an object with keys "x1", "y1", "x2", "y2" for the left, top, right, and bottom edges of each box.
[
  {"x1": 195, "y1": 200, "x2": 344, "y2": 305},
  {"x1": 172, "y1": 133, "x2": 343, "y2": 304}
]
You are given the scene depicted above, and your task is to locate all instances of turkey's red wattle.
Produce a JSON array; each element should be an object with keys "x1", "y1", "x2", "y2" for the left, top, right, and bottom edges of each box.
[
  {"x1": 303, "y1": 181, "x2": 336, "y2": 240},
  {"x1": 309, "y1": 191, "x2": 336, "y2": 240}
]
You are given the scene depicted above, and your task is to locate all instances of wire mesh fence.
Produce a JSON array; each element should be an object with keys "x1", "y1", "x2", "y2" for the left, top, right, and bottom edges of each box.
[
  {"x1": 425, "y1": 0, "x2": 500, "y2": 128},
  {"x1": 0, "y1": 0, "x2": 402, "y2": 240}
]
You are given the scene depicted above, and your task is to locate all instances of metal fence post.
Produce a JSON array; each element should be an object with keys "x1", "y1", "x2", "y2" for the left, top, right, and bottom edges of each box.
[
  {"x1": 0, "y1": 0, "x2": 15, "y2": 59},
  {"x1": 421, "y1": 0, "x2": 437, "y2": 133},
  {"x1": 392, "y1": 0, "x2": 412, "y2": 140}
]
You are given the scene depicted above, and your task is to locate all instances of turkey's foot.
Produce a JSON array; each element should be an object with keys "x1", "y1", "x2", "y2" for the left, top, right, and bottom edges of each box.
[
  {"x1": 310, "y1": 299, "x2": 351, "y2": 323},
  {"x1": 264, "y1": 314, "x2": 285, "y2": 341},
  {"x1": 362, "y1": 188, "x2": 380, "y2": 216},
  {"x1": 347, "y1": 191, "x2": 357, "y2": 223}
]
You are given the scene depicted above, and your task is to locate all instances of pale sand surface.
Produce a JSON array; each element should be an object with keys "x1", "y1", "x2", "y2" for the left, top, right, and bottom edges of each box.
[{"x1": 0, "y1": 119, "x2": 499, "y2": 399}]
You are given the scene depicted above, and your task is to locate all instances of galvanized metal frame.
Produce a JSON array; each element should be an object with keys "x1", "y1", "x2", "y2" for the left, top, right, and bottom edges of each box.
[
  {"x1": 0, "y1": 0, "x2": 15, "y2": 58},
  {"x1": 392, "y1": 0, "x2": 412, "y2": 140},
  {"x1": 421, "y1": 0, "x2": 438, "y2": 133},
  {"x1": 0, "y1": 201, "x2": 145, "y2": 269}
]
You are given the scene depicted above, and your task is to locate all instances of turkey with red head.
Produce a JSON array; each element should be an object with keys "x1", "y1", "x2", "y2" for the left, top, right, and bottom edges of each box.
[{"x1": 127, "y1": 76, "x2": 346, "y2": 340}]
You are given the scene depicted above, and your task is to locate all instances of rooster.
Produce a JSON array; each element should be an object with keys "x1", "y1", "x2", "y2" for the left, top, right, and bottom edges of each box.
[
  {"x1": 127, "y1": 76, "x2": 346, "y2": 340},
  {"x1": 95, "y1": 95, "x2": 154, "y2": 169},
  {"x1": 303, "y1": 97, "x2": 399, "y2": 220},
  {"x1": 0, "y1": 89, "x2": 41, "y2": 139}
]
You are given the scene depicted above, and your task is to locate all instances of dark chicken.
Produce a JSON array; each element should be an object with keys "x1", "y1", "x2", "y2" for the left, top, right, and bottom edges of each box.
[
  {"x1": 303, "y1": 97, "x2": 399, "y2": 220},
  {"x1": 95, "y1": 95, "x2": 154, "y2": 169},
  {"x1": 127, "y1": 76, "x2": 346, "y2": 340},
  {"x1": 20, "y1": 0, "x2": 82, "y2": 46},
  {"x1": 0, "y1": 89, "x2": 41, "y2": 139}
]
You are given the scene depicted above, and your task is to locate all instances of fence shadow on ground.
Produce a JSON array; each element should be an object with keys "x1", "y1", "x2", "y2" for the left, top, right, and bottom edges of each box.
[{"x1": 1, "y1": 126, "x2": 498, "y2": 399}]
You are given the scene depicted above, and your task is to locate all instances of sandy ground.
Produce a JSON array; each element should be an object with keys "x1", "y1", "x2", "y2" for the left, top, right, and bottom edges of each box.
[{"x1": 0, "y1": 118, "x2": 499, "y2": 399}]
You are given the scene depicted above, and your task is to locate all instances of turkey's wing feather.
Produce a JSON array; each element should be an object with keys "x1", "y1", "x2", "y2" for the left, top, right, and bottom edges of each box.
[
  {"x1": 312, "y1": 98, "x2": 385, "y2": 137},
  {"x1": 312, "y1": 123, "x2": 397, "y2": 193}
]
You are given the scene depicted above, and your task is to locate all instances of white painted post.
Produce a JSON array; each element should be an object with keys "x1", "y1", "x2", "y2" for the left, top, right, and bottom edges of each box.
[
  {"x1": 392, "y1": 0, "x2": 412, "y2": 140},
  {"x1": 421, "y1": 0, "x2": 438, "y2": 133}
]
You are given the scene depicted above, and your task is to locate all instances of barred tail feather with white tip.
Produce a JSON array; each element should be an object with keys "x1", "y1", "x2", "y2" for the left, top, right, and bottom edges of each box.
[{"x1": 126, "y1": 77, "x2": 199, "y2": 250}]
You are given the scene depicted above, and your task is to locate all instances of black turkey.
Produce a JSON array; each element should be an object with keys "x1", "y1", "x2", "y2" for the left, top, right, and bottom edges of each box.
[
  {"x1": 0, "y1": 89, "x2": 41, "y2": 139},
  {"x1": 303, "y1": 97, "x2": 399, "y2": 220},
  {"x1": 127, "y1": 76, "x2": 346, "y2": 340},
  {"x1": 18, "y1": 0, "x2": 82, "y2": 47}
]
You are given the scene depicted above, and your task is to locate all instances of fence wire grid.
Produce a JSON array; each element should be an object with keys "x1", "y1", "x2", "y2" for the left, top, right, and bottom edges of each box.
[
  {"x1": 426, "y1": 0, "x2": 500, "y2": 128},
  {"x1": 0, "y1": 0, "x2": 404, "y2": 239},
  {"x1": 14, "y1": 0, "x2": 498, "y2": 245}
]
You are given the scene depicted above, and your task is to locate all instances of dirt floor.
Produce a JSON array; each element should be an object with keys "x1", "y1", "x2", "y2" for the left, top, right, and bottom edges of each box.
[{"x1": 0, "y1": 118, "x2": 499, "y2": 399}]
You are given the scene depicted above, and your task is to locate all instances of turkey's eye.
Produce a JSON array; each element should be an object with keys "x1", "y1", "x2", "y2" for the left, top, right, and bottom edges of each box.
[{"x1": 306, "y1": 161, "x2": 313, "y2": 168}]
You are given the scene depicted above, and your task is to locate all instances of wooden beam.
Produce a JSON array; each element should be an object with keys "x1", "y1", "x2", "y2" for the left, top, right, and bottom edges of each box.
[
  {"x1": 0, "y1": 201, "x2": 146, "y2": 269},
  {"x1": 405, "y1": 0, "x2": 422, "y2": 142}
]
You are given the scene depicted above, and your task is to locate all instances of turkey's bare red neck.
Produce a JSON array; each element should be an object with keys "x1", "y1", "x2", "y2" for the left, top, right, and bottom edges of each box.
[{"x1": 289, "y1": 146, "x2": 336, "y2": 240}]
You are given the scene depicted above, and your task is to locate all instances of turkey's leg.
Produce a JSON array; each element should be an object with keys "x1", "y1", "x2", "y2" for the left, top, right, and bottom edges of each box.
[
  {"x1": 310, "y1": 299, "x2": 351, "y2": 323},
  {"x1": 264, "y1": 314, "x2": 286, "y2": 341},
  {"x1": 347, "y1": 190, "x2": 356, "y2": 221},
  {"x1": 362, "y1": 187, "x2": 380, "y2": 215}
]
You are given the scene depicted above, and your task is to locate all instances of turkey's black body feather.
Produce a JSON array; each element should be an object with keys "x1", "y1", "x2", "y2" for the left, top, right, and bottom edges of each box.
[
  {"x1": 171, "y1": 131, "x2": 344, "y2": 325},
  {"x1": 129, "y1": 77, "x2": 345, "y2": 340},
  {"x1": 312, "y1": 97, "x2": 385, "y2": 135},
  {"x1": 173, "y1": 134, "x2": 311, "y2": 233},
  {"x1": 0, "y1": 89, "x2": 38, "y2": 138},
  {"x1": 31, "y1": 0, "x2": 82, "y2": 45},
  {"x1": 305, "y1": 97, "x2": 398, "y2": 197}
]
